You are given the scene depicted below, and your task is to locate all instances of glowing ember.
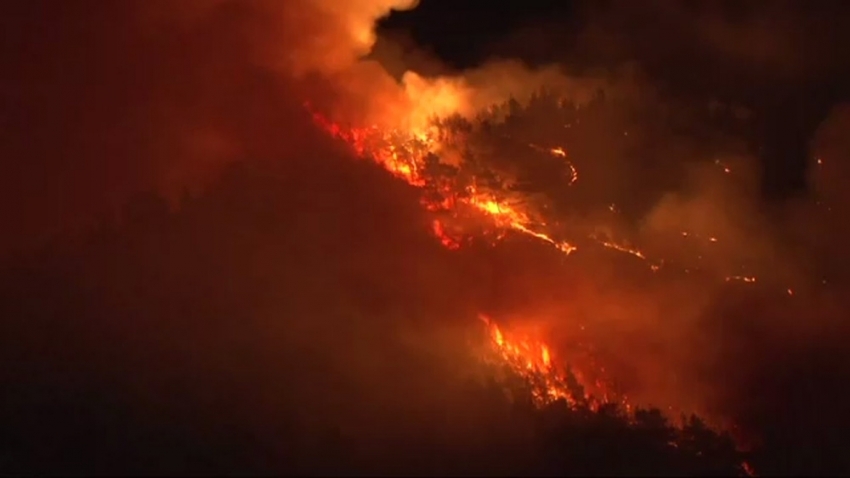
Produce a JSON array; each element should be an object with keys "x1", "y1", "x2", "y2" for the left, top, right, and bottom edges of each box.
[
  {"x1": 528, "y1": 143, "x2": 578, "y2": 185},
  {"x1": 595, "y1": 238, "x2": 649, "y2": 261},
  {"x1": 431, "y1": 219, "x2": 461, "y2": 250},
  {"x1": 726, "y1": 275, "x2": 757, "y2": 284}
]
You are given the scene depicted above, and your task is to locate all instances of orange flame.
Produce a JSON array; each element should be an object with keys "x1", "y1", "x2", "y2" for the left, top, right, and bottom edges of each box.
[
  {"x1": 477, "y1": 314, "x2": 625, "y2": 410},
  {"x1": 431, "y1": 219, "x2": 461, "y2": 250},
  {"x1": 309, "y1": 108, "x2": 578, "y2": 256}
]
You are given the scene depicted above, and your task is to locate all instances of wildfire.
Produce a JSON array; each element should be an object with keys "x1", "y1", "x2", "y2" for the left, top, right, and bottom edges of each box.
[
  {"x1": 476, "y1": 314, "x2": 756, "y2": 476},
  {"x1": 307, "y1": 96, "x2": 780, "y2": 454},
  {"x1": 477, "y1": 314, "x2": 620, "y2": 410},
  {"x1": 309, "y1": 107, "x2": 579, "y2": 256},
  {"x1": 309, "y1": 113, "x2": 436, "y2": 186},
  {"x1": 306, "y1": 64, "x2": 761, "y2": 478}
]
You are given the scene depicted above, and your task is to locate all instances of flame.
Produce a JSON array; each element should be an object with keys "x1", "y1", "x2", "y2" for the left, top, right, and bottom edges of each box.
[
  {"x1": 309, "y1": 108, "x2": 579, "y2": 256},
  {"x1": 307, "y1": 102, "x2": 707, "y2": 274},
  {"x1": 596, "y1": 238, "x2": 649, "y2": 261},
  {"x1": 431, "y1": 219, "x2": 461, "y2": 250},
  {"x1": 527, "y1": 143, "x2": 578, "y2": 185},
  {"x1": 476, "y1": 314, "x2": 756, "y2": 475},
  {"x1": 477, "y1": 314, "x2": 622, "y2": 410}
]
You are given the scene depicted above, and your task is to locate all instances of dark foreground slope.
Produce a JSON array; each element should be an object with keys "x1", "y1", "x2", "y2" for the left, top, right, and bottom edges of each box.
[{"x1": 0, "y1": 157, "x2": 746, "y2": 475}]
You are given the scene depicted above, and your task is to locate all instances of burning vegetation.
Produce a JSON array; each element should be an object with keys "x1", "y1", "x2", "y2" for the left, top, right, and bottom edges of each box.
[
  {"x1": 475, "y1": 313, "x2": 752, "y2": 476},
  {"x1": 306, "y1": 87, "x2": 802, "y2": 423},
  {"x1": 306, "y1": 89, "x2": 775, "y2": 470},
  {"x1": 307, "y1": 90, "x2": 787, "y2": 287}
]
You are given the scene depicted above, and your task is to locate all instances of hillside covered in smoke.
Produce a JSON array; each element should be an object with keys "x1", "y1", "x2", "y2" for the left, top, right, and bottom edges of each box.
[{"x1": 0, "y1": 155, "x2": 748, "y2": 475}]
